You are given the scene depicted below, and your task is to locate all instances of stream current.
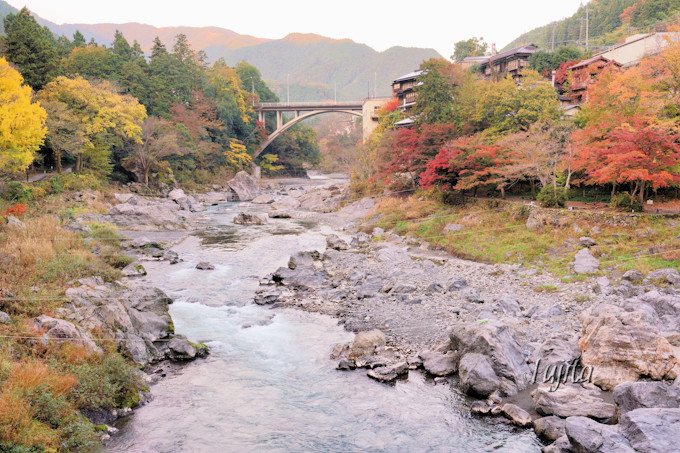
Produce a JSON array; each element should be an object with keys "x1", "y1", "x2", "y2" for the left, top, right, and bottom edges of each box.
[{"x1": 106, "y1": 186, "x2": 542, "y2": 453}]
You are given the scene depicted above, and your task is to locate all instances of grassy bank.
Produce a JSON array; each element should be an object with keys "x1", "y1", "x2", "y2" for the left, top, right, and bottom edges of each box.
[
  {"x1": 362, "y1": 193, "x2": 680, "y2": 279},
  {"x1": 0, "y1": 184, "x2": 144, "y2": 452}
]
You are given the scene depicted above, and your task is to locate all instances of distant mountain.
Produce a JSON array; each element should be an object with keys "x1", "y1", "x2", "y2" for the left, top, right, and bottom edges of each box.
[{"x1": 0, "y1": 0, "x2": 441, "y2": 100}]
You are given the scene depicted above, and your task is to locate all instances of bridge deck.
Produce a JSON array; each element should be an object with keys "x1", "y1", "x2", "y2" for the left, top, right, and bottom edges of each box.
[{"x1": 254, "y1": 101, "x2": 363, "y2": 111}]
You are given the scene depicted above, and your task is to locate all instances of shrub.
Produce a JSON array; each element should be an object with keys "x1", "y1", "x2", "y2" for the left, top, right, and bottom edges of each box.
[
  {"x1": 537, "y1": 185, "x2": 567, "y2": 208},
  {"x1": 1, "y1": 183, "x2": 34, "y2": 202},
  {"x1": 610, "y1": 192, "x2": 643, "y2": 212}
]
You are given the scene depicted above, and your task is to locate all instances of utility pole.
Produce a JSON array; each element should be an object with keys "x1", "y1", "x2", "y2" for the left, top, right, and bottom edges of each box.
[
  {"x1": 250, "y1": 76, "x2": 255, "y2": 107},
  {"x1": 586, "y1": 4, "x2": 590, "y2": 51},
  {"x1": 374, "y1": 72, "x2": 377, "y2": 98},
  {"x1": 551, "y1": 22, "x2": 556, "y2": 51},
  {"x1": 286, "y1": 74, "x2": 290, "y2": 105}
]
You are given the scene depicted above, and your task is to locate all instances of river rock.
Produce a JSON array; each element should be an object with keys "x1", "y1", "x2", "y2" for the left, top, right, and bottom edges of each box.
[
  {"x1": 573, "y1": 248, "x2": 599, "y2": 274},
  {"x1": 565, "y1": 416, "x2": 634, "y2": 453},
  {"x1": 470, "y1": 400, "x2": 492, "y2": 415},
  {"x1": 34, "y1": 314, "x2": 99, "y2": 353},
  {"x1": 326, "y1": 234, "x2": 348, "y2": 251},
  {"x1": 196, "y1": 261, "x2": 215, "y2": 270},
  {"x1": 534, "y1": 416, "x2": 566, "y2": 442},
  {"x1": 541, "y1": 435, "x2": 574, "y2": 453},
  {"x1": 443, "y1": 223, "x2": 464, "y2": 233},
  {"x1": 502, "y1": 403, "x2": 533, "y2": 427},
  {"x1": 622, "y1": 269, "x2": 644, "y2": 283},
  {"x1": 578, "y1": 237, "x2": 596, "y2": 247},
  {"x1": 227, "y1": 171, "x2": 260, "y2": 201},
  {"x1": 357, "y1": 278, "x2": 383, "y2": 299},
  {"x1": 372, "y1": 227, "x2": 385, "y2": 238},
  {"x1": 288, "y1": 251, "x2": 320, "y2": 270},
  {"x1": 64, "y1": 221, "x2": 92, "y2": 234},
  {"x1": 167, "y1": 335, "x2": 207, "y2": 361},
  {"x1": 252, "y1": 194, "x2": 275, "y2": 204},
  {"x1": 462, "y1": 287, "x2": 483, "y2": 303},
  {"x1": 271, "y1": 196, "x2": 301, "y2": 211},
  {"x1": 114, "y1": 193, "x2": 134, "y2": 203},
  {"x1": 375, "y1": 245, "x2": 409, "y2": 263},
  {"x1": 647, "y1": 268, "x2": 680, "y2": 286},
  {"x1": 532, "y1": 384, "x2": 616, "y2": 420},
  {"x1": 268, "y1": 210, "x2": 292, "y2": 219},
  {"x1": 447, "y1": 276, "x2": 468, "y2": 291},
  {"x1": 613, "y1": 381, "x2": 680, "y2": 416},
  {"x1": 107, "y1": 201, "x2": 187, "y2": 230},
  {"x1": 578, "y1": 304, "x2": 679, "y2": 389},
  {"x1": 0, "y1": 310, "x2": 9, "y2": 324},
  {"x1": 121, "y1": 262, "x2": 147, "y2": 277},
  {"x1": 419, "y1": 350, "x2": 458, "y2": 376},
  {"x1": 449, "y1": 320, "x2": 531, "y2": 395},
  {"x1": 366, "y1": 362, "x2": 408, "y2": 383},
  {"x1": 199, "y1": 191, "x2": 229, "y2": 205},
  {"x1": 619, "y1": 408, "x2": 680, "y2": 453},
  {"x1": 272, "y1": 265, "x2": 327, "y2": 290},
  {"x1": 530, "y1": 337, "x2": 581, "y2": 379},
  {"x1": 349, "y1": 330, "x2": 386, "y2": 359},
  {"x1": 458, "y1": 353, "x2": 502, "y2": 397},
  {"x1": 233, "y1": 212, "x2": 267, "y2": 225},
  {"x1": 168, "y1": 188, "x2": 187, "y2": 202}
]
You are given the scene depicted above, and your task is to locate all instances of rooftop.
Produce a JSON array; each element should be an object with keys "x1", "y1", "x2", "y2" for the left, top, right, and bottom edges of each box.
[
  {"x1": 486, "y1": 44, "x2": 538, "y2": 64},
  {"x1": 393, "y1": 69, "x2": 424, "y2": 84},
  {"x1": 568, "y1": 55, "x2": 621, "y2": 70}
]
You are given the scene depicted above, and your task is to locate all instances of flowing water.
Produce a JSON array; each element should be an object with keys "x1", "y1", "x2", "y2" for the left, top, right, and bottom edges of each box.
[{"x1": 107, "y1": 195, "x2": 542, "y2": 453}]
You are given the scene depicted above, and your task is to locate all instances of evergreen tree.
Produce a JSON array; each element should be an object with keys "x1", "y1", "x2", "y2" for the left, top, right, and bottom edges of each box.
[
  {"x1": 3, "y1": 7, "x2": 60, "y2": 89},
  {"x1": 72, "y1": 30, "x2": 86, "y2": 48}
]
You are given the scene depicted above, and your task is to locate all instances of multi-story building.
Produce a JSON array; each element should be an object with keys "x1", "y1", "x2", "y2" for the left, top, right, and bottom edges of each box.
[
  {"x1": 566, "y1": 56, "x2": 622, "y2": 104},
  {"x1": 478, "y1": 44, "x2": 538, "y2": 80},
  {"x1": 392, "y1": 69, "x2": 423, "y2": 111}
]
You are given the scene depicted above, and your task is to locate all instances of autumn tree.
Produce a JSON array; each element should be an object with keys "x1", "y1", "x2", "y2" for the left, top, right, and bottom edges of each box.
[
  {"x1": 452, "y1": 37, "x2": 488, "y2": 62},
  {"x1": 38, "y1": 77, "x2": 146, "y2": 175},
  {"x1": 575, "y1": 117, "x2": 680, "y2": 202},
  {"x1": 500, "y1": 120, "x2": 575, "y2": 198},
  {"x1": 122, "y1": 117, "x2": 181, "y2": 185},
  {"x1": 414, "y1": 59, "x2": 464, "y2": 125},
  {"x1": 0, "y1": 57, "x2": 46, "y2": 172}
]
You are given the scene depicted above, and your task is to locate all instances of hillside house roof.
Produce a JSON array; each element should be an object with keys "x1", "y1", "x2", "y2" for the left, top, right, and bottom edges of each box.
[
  {"x1": 567, "y1": 55, "x2": 621, "y2": 71},
  {"x1": 393, "y1": 70, "x2": 423, "y2": 84},
  {"x1": 487, "y1": 44, "x2": 538, "y2": 64}
]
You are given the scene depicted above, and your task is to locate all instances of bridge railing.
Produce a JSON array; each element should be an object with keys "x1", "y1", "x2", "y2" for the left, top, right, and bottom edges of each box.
[{"x1": 255, "y1": 101, "x2": 364, "y2": 108}]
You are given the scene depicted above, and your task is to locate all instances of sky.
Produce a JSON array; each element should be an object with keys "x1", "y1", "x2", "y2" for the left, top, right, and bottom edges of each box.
[{"x1": 7, "y1": 0, "x2": 589, "y2": 57}]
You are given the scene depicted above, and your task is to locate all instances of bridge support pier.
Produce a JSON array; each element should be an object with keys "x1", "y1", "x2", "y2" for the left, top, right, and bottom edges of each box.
[
  {"x1": 276, "y1": 111, "x2": 283, "y2": 130},
  {"x1": 258, "y1": 111, "x2": 264, "y2": 123}
]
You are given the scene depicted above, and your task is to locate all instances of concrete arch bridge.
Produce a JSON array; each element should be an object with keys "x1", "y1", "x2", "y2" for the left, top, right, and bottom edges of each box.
[{"x1": 253, "y1": 99, "x2": 388, "y2": 158}]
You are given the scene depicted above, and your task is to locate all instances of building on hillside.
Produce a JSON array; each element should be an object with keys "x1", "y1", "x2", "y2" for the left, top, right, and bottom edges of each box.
[
  {"x1": 566, "y1": 56, "x2": 622, "y2": 104},
  {"x1": 594, "y1": 32, "x2": 680, "y2": 66},
  {"x1": 478, "y1": 44, "x2": 538, "y2": 80},
  {"x1": 392, "y1": 69, "x2": 423, "y2": 111},
  {"x1": 460, "y1": 55, "x2": 489, "y2": 71}
]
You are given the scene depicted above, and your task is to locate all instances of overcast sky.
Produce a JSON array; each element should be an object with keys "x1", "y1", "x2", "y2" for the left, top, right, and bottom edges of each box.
[{"x1": 8, "y1": 0, "x2": 588, "y2": 57}]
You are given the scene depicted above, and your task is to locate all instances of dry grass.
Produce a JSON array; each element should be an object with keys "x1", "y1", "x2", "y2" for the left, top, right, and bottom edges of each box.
[{"x1": 365, "y1": 194, "x2": 680, "y2": 278}]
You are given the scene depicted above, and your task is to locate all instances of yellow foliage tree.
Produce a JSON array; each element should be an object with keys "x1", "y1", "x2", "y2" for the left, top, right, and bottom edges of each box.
[
  {"x1": 226, "y1": 138, "x2": 252, "y2": 169},
  {"x1": 37, "y1": 76, "x2": 146, "y2": 175},
  {"x1": 0, "y1": 57, "x2": 47, "y2": 173}
]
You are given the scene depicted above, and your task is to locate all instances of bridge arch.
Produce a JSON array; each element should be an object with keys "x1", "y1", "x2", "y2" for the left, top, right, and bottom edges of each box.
[{"x1": 255, "y1": 109, "x2": 362, "y2": 158}]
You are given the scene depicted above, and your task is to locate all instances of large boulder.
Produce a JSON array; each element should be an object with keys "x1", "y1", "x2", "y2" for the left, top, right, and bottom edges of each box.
[
  {"x1": 449, "y1": 320, "x2": 531, "y2": 395},
  {"x1": 532, "y1": 384, "x2": 617, "y2": 420},
  {"x1": 458, "y1": 353, "x2": 502, "y2": 397},
  {"x1": 578, "y1": 304, "x2": 680, "y2": 390},
  {"x1": 106, "y1": 201, "x2": 187, "y2": 230},
  {"x1": 326, "y1": 234, "x2": 348, "y2": 251},
  {"x1": 533, "y1": 416, "x2": 566, "y2": 442},
  {"x1": 168, "y1": 188, "x2": 187, "y2": 203},
  {"x1": 419, "y1": 350, "x2": 458, "y2": 376},
  {"x1": 565, "y1": 416, "x2": 634, "y2": 453},
  {"x1": 573, "y1": 248, "x2": 599, "y2": 274},
  {"x1": 647, "y1": 268, "x2": 680, "y2": 286},
  {"x1": 349, "y1": 330, "x2": 386, "y2": 359},
  {"x1": 167, "y1": 335, "x2": 208, "y2": 361},
  {"x1": 227, "y1": 171, "x2": 260, "y2": 201},
  {"x1": 233, "y1": 212, "x2": 267, "y2": 225},
  {"x1": 271, "y1": 196, "x2": 301, "y2": 211},
  {"x1": 366, "y1": 362, "x2": 408, "y2": 383},
  {"x1": 199, "y1": 191, "x2": 229, "y2": 205},
  {"x1": 252, "y1": 194, "x2": 275, "y2": 204},
  {"x1": 613, "y1": 381, "x2": 680, "y2": 416},
  {"x1": 502, "y1": 403, "x2": 533, "y2": 427},
  {"x1": 34, "y1": 315, "x2": 99, "y2": 353},
  {"x1": 619, "y1": 408, "x2": 680, "y2": 453}
]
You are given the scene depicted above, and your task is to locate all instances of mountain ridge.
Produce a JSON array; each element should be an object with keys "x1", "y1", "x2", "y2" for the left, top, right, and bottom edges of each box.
[{"x1": 0, "y1": 0, "x2": 441, "y2": 99}]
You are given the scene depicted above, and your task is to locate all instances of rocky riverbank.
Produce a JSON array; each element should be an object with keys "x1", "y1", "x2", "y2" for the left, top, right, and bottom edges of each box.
[{"x1": 243, "y1": 180, "x2": 680, "y2": 453}]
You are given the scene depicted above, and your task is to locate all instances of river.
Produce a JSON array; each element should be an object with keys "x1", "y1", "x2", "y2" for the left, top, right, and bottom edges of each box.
[{"x1": 106, "y1": 187, "x2": 542, "y2": 452}]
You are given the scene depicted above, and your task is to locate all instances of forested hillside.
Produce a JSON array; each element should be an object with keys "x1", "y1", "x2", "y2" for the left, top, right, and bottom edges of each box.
[{"x1": 501, "y1": 0, "x2": 680, "y2": 51}]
